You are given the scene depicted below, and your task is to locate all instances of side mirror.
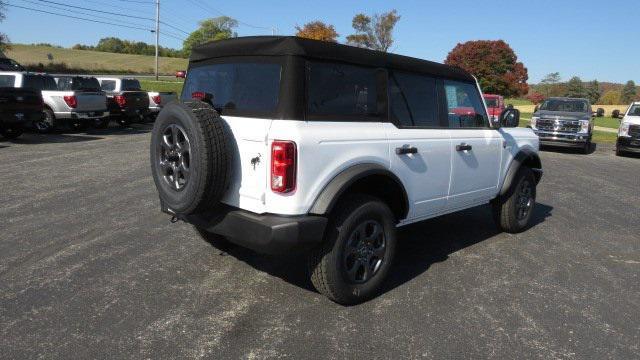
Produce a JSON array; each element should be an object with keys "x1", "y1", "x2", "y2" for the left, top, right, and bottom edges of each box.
[
  {"x1": 534, "y1": 105, "x2": 539, "y2": 112},
  {"x1": 499, "y1": 108, "x2": 520, "y2": 128}
]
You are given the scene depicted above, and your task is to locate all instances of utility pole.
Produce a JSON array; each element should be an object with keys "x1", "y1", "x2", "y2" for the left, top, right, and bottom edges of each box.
[{"x1": 154, "y1": 0, "x2": 160, "y2": 81}]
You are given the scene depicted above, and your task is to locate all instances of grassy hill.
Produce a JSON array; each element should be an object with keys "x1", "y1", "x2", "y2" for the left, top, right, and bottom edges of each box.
[{"x1": 6, "y1": 44, "x2": 188, "y2": 75}]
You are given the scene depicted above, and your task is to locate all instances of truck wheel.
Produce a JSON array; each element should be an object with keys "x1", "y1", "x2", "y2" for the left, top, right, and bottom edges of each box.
[
  {"x1": 493, "y1": 167, "x2": 537, "y2": 233},
  {"x1": 35, "y1": 108, "x2": 55, "y2": 134},
  {"x1": 150, "y1": 101, "x2": 230, "y2": 216},
  {"x1": 69, "y1": 120, "x2": 87, "y2": 132},
  {"x1": 92, "y1": 118, "x2": 110, "y2": 129},
  {"x1": 194, "y1": 226, "x2": 234, "y2": 252},
  {"x1": 0, "y1": 126, "x2": 24, "y2": 139},
  {"x1": 582, "y1": 139, "x2": 591, "y2": 154},
  {"x1": 308, "y1": 194, "x2": 397, "y2": 305}
]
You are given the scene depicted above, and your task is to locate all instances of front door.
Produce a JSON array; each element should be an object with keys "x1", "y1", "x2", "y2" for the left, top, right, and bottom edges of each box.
[{"x1": 442, "y1": 80, "x2": 502, "y2": 211}]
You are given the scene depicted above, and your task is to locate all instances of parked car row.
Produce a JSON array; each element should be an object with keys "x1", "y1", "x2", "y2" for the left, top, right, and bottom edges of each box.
[{"x1": 0, "y1": 70, "x2": 176, "y2": 139}]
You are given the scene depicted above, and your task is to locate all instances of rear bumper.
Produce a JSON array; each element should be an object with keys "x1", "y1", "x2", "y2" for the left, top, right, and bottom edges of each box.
[
  {"x1": 165, "y1": 204, "x2": 328, "y2": 255},
  {"x1": 56, "y1": 110, "x2": 109, "y2": 120},
  {"x1": 617, "y1": 137, "x2": 640, "y2": 152},
  {"x1": 534, "y1": 130, "x2": 590, "y2": 147},
  {"x1": 0, "y1": 110, "x2": 42, "y2": 125}
]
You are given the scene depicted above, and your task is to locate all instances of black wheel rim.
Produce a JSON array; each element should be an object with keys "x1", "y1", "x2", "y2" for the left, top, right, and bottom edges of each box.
[
  {"x1": 36, "y1": 111, "x2": 53, "y2": 131},
  {"x1": 516, "y1": 179, "x2": 533, "y2": 220},
  {"x1": 343, "y1": 219, "x2": 386, "y2": 284},
  {"x1": 158, "y1": 124, "x2": 191, "y2": 191}
]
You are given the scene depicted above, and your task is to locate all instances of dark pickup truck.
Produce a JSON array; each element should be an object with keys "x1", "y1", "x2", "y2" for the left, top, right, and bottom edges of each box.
[
  {"x1": 0, "y1": 87, "x2": 43, "y2": 139},
  {"x1": 97, "y1": 77, "x2": 149, "y2": 127}
]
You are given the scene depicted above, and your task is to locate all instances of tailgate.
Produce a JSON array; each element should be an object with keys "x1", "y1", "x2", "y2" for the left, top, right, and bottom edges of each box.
[
  {"x1": 0, "y1": 88, "x2": 42, "y2": 112},
  {"x1": 75, "y1": 92, "x2": 107, "y2": 112},
  {"x1": 219, "y1": 116, "x2": 272, "y2": 214},
  {"x1": 124, "y1": 91, "x2": 149, "y2": 110}
]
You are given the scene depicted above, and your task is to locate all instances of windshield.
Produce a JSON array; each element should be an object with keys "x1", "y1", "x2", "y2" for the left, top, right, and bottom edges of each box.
[
  {"x1": 539, "y1": 99, "x2": 588, "y2": 113},
  {"x1": 74, "y1": 77, "x2": 101, "y2": 91},
  {"x1": 182, "y1": 62, "x2": 281, "y2": 115},
  {"x1": 122, "y1": 79, "x2": 141, "y2": 91},
  {"x1": 484, "y1": 98, "x2": 499, "y2": 107},
  {"x1": 627, "y1": 105, "x2": 640, "y2": 116}
]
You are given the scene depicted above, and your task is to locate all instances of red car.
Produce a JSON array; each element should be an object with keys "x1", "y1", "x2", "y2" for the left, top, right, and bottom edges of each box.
[
  {"x1": 483, "y1": 94, "x2": 504, "y2": 123},
  {"x1": 175, "y1": 70, "x2": 186, "y2": 79}
]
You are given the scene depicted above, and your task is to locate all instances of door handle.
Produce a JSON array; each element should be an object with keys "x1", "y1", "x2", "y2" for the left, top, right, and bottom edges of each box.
[
  {"x1": 456, "y1": 143, "x2": 473, "y2": 152},
  {"x1": 395, "y1": 146, "x2": 418, "y2": 155}
]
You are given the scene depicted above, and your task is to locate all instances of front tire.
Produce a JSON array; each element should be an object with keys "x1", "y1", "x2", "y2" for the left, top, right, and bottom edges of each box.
[
  {"x1": 308, "y1": 194, "x2": 397, "y2": 305},
  {"x1": 493, "y1": 167, "x2": 537, "y2": 233}
]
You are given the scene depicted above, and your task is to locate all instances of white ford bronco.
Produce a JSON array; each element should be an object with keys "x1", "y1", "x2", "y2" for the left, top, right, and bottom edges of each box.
[{"x1": 150, "y1": 37, "x2": 542, "y2": 304}]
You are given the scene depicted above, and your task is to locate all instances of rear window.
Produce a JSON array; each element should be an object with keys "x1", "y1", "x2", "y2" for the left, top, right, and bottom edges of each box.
[
  {"x1": 182, "y1": 62, "x2": 281, "y2": 116},
  {"x1": 74, "y1": 77, "x2": 101, "y2": 91},
  {"x1": 306, "y1": 61, "x2": 379, "y2": 120},
  {"x1": 484, "y1": 97, "x2": 499, "y2": 107},
  {"x1": 122, "y1": 79, "x2": 141, "y2": 91},
  {"x1": 100, "y1": 80, "x2": 117, "y2": 92},
  {"x1": 0, "y1": 75, "x2": 16, "y2": 87}
]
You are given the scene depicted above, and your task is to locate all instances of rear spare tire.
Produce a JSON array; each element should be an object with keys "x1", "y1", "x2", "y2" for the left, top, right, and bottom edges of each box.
[{"x1": 150, "y1": 101, "x2": 230, "y2": 215}]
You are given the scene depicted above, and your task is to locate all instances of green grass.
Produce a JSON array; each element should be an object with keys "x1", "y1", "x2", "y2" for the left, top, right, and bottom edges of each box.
[
  {"x1": 592, "y1": 130, "x2": 617, "y2": 143},
  {"x1": 505, "y1": 98, "x2": 533, "y2": 106},
  {"x1": 139, "y1": 80, "x2": 183, "y2": 94},
  {"x1": 6, "y1": 44, "x2": 188, "y2": 75},
  {"x1": 594, "y1": 116, "x2": 621, "y2": 129}
]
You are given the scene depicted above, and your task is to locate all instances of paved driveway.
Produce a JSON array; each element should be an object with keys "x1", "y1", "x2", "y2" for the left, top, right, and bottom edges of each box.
[{"x1": 1, "y1": 127, "x2": 638, "y2": 359}]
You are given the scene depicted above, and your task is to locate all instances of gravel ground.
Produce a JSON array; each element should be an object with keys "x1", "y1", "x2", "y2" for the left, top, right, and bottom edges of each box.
[{"x1": 1, "y1": 126, "x2": 638, "y2": 359}]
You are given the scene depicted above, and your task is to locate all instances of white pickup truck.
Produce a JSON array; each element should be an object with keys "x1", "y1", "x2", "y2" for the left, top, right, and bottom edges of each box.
[{"x1": 0, "y1": 72, "x2": 109, "y2": 132}]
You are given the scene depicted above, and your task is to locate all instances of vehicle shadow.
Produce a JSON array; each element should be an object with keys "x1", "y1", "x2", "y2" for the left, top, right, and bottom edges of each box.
[
  {"x1": 205, "y1": 202, "x2": 554, "y2": 299},
  {"x1": 541, "y1": 142, "x2": 603, "y2": 155},
  {"x1": 84, "y1": 123, "x2": 153, "y2": 136},
  {"x1": 3, "y1": 132, "x2": 104, "y2": 145}
]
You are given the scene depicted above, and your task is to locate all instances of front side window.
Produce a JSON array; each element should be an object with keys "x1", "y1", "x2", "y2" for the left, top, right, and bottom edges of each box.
[
  {"x1": 100, "y1": 80, "x2": 117, "y2": 92},
  {"x1": 0, "y1": 75, "x2": 16, "y2": 87},
  {"x1": 444, "y1": 80, "x2": 488, "y2": 128},
  {"x1": 389, "y1": 71, "x2": 438, "y2": 127},
  {"x1": 627, "y1": 105, "x2": 640, "y2": 116},
  {"x1": 307, "y1": 61, "x2": 379, "y2": 120},
  {"x1": 182, "y1": 62, "x2": 281, "y2": 116}
]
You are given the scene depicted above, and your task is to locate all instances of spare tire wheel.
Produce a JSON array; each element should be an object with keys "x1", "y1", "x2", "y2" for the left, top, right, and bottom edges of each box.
[{"x1": 150, "y1": 101, "x2": 230, "y2": 215}]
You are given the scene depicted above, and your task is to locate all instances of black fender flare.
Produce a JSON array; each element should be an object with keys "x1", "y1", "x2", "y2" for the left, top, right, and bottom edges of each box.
[
  {"x1": 308, "y1": 163, "x2": 410, "y2": 219},
  {"x1": 500, "y1": 149, "x2": 543, "y2": 196}
]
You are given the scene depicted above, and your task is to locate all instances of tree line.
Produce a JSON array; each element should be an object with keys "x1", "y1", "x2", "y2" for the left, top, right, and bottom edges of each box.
[
  {"x1": 526, "y1": 73, "x2": 638, "y2": 105},
  {"x1": 72, "y1": 37, "x2": 187, "y2": 58}
]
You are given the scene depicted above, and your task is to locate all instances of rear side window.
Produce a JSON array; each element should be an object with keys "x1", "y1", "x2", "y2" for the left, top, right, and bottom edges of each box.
[
  {"x1": 444, "y1": 80, "x2": 488, "y2": 128},
  {"x1": 389, "y1": 71, "x2": 438, "y2": 127},
  {"x1": 100, "y1": 80, "x2": 117, "y2": 91},
  {"x1": 307, "y1": 61, "x2": 379, "y2": 120},
  {"x1": 182, "y1": 62, "x2": 281, "y2": 116},
  {"x1": 57, "y1": 77, "x2": 72, "y2": 90},
  {"x1": 122, "y1": 79, "x2": 142, "y2": 91},
  {"x1": 0, "y1": 75, "x2": 16, "y2": 87},
  {"x1": 23, "y1": 75, "x2": 43, "y2": 90}
]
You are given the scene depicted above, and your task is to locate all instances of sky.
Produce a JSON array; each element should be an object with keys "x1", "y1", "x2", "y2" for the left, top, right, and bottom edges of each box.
[{"x1": 2, "y1": 0, "x2": 638, "y2": 84}]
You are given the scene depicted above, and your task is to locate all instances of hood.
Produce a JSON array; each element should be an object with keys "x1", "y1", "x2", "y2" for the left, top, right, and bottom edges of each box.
[
  {"x1": 535, "y1": 110, "x2": 590, "y2": 120},
  {"x1": 622, "y1": 115, "x2": 640, "y2": 125}
]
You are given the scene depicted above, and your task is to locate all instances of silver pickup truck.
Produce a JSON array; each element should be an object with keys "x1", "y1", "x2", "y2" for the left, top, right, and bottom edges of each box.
[
  {"x1": 147, "y1": 91, "x2": 177, "y2": 120},
  {"x1": 0, "y1": 72, "x2": 109, "y2": 133}
]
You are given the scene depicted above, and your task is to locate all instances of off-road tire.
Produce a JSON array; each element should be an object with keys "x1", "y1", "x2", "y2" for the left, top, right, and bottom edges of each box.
[
  {"x1": 194, "y1": 226, "x2": 234, "y2": 252},
  {"x1": 150, "y1": 101, "x2": 230, "y2": 216},
  {"x1": 493, "y1": 167, "x2": 537, "y2": 233},
  {"x1": 308, "y1": 194, "x2": 397, "y2": 305},
  {"x1": 0, "y1": 126, "x2": 24, "y2": 139}
]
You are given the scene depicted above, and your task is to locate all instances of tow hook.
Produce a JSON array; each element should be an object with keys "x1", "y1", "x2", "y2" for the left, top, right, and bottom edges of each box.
[{"x1": 170, "y1": 215, "x2": 180, "y2": 223}]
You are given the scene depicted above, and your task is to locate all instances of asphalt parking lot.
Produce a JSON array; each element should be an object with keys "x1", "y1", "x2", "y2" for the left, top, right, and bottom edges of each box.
[{"x1": 1, "y1": 126, "x2": 639, "y2": 359}]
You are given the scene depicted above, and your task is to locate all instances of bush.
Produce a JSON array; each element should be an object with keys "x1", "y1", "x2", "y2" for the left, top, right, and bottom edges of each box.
[
  {"x1": 24, "y1": 62, "x2": 149, "y2": 75},
  {"x1": 600, "y1": 90, "x2": 622, "y2": 105},
  {"x1": 525, "y1": 92, "x2": 545, "y2": 104}
]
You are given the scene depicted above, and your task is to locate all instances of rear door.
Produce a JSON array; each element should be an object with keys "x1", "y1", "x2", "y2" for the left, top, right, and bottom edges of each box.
[
  {"x1": 443, "y1": 80, "x2": 502, "y2": 211},
  {"x1": 182, "y1": 60, "x2": 283, "y2": 214},
  {"x1": 385, "y1": 71, "x2": 451, "y2": 220}
]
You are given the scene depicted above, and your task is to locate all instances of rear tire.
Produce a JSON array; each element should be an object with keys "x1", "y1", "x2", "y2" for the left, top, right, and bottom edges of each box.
[
  {"x1": 308, "y1": 194, "x2": 397, "y2": 305},
  {"x1": 493, "y1": 167, "x2": 537, "y2": 233},
  {"x1": 0, "y1": 126, "x2": 24, "y2": 139},
  {"x1": 35, "y1": 108, "x2": 55, "y2": 134}
]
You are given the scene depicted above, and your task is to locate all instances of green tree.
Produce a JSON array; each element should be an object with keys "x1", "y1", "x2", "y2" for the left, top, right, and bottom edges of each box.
[
  {"x1": 346, "y1": 10, "x2": 400, "y2": 52},
  {"x1": 183, "y1": 17, "x2": 238, "y2": 56},
  {"x1": 600, "y1": 90, "x2": 622, "y2": 105},
  {"x1": 0, "y1": 1, "x2": 10, "y2": 52},
  {"x1": 444, "y1": 40, "x2": 529, "y2": 97},
  {"x1": 621, "y1": 80, "x2": 637, "y2": 103},
  {"x1": 539, "y1": 72, "x2": 561, "y2": 97},
  {"x1": 564, "y1": 76, "x2": 588, "y2": 98},
  {"x1": 586, "y1": 80, "x2": 601, "y2": 104}
]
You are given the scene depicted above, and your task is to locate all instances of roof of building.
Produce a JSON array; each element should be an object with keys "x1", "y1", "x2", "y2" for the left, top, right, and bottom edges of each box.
[{"x1": 190, "y1": 36, "x2": 474, "y2": 82}]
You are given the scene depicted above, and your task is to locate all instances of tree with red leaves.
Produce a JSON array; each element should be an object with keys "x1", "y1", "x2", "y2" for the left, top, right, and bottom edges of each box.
[
  {"x1": 526, "y1": 92, "x2": 545, "y2": 104},
  {"x1": 445, "y1": 40, "x2": 529, "y2": 97}
]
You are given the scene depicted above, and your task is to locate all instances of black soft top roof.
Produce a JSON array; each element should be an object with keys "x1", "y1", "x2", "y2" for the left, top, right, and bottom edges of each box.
[{"x1": 190, "y1": 36, "x2": 474, "y2": 82}]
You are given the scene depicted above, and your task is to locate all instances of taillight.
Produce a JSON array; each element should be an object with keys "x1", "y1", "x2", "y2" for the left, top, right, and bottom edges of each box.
[
  {"x1": 63, "y1": 95, "x2": 77, "y2": 108},
  {"x1": 271, "y1": 141, "x2": 296, "y2": 193},
  {"x1": 114, "y1": 95, "x2": 127, "y2": 107},
  {"x1": 191, "y1": 91, "x2": 206, "y2": 101},
  {"x1": 152, "y1": 95, "x2": 161, "y2": 105}
]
